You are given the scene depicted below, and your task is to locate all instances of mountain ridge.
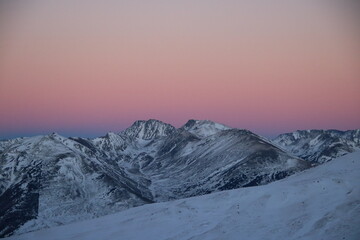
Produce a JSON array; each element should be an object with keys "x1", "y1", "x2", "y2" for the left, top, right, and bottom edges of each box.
[
  {"x1": 7, "y1": 150, "x2": 360, "y2": 240},
  {"x1": 273, "y1": 129, "x2": 360, "y2": 163},
  {"x1": 1, "y1": 119, "x2": 359, "y2": 238}
]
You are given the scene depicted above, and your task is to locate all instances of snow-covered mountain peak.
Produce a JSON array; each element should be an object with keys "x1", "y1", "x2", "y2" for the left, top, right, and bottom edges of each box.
[
  {"x1": 47, "y1": 132, "x2": 67, "y2": 142},
  {"x1": 92, "y1": 132, "x2": 127, "y2": 154},
  {"x1": 2, "y1": 120, "x2": 358, "y2": 238},
  {"x1": 181, "y1": 119, "x2": 231, "y2": 138},
  {"x1": 273, "y1": 129, "x2": 360, "y2": 163},
  {"x1": 10, "y1": 151, "x2": 359, "y2": 240},
  {"x1": 122, "y1": 119, "x2": 176, "y2": 140}
]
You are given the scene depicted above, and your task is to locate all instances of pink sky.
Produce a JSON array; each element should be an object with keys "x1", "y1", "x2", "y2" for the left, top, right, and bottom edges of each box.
[{"x1": 0, "y1": 1, "x2": 359, "y2": 138}]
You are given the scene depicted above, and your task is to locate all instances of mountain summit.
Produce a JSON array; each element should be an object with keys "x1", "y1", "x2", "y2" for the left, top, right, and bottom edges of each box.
[
  {"x1": 181, "y1": 119, "x2": 231, "y2": 138},
  {"x1": 122, "y1": 119, "x2": 176, "y2": 140},
  {"x1": 2, "y1": 119, "x2": 356, "y2": 238}
]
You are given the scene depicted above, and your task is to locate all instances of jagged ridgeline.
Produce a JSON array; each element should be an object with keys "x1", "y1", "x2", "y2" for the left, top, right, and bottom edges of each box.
[
  {"x1": 273, "y1": 129, "x2": 360, "y2": 163},
  {"x1": 0, "y1": 119, "x2": 359, "y2": 238}
]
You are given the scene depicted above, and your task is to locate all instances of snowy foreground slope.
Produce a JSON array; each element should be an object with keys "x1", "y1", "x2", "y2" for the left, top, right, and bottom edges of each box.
[
  {"x1": 7, "y1": 151, "x2": 360, "y2": 240},
  {"x1": 0, "y1": 119, "x2": 311, "y2": 237}
]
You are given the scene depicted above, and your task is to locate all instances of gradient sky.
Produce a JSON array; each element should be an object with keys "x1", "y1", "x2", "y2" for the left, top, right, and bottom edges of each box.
[{"x1": 0, "y1": 1, "x2": 359, "y2": 139}]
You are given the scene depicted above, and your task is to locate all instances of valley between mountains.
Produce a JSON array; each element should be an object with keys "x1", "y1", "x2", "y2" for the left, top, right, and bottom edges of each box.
[{"x1": 0, "y1": 119, "x2": 359, "y2": 238}]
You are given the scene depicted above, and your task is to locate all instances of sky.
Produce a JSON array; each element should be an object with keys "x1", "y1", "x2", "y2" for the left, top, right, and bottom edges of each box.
[{"x1": 0, "y1": 0, "x2": 359, "y2": 139}]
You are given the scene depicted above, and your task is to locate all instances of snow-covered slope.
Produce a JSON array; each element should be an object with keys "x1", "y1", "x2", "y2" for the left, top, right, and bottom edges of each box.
[
  {"x1": 7, "y1": 151, "x2": 360, "y2": 240},
  {"x1": 122, "y1": 119, "x2": 176, "y2": 140},
  {"x1": 142, "y1": 127, "x2": 310, "y2": 201},
  {"x1": 92, "y1": 132, "x2": 128, "y2": 159},
  {"x1": 273, "y1": 129, "x2": 360, "y2": 163},
  {"x1": 0, "y1": 119, "x2": 311, "y2": 238},
  {"x1": 0, "y1": 134, "x2": 153, "y2": 237},
  {"x1": 181, "y1": 119, "x2": 231, "y2": 138}
]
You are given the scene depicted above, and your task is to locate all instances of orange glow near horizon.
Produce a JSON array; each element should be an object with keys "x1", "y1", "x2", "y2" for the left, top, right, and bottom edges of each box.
[{"x1": 0, "y1": 1, "x2": 359, "y2": 138}]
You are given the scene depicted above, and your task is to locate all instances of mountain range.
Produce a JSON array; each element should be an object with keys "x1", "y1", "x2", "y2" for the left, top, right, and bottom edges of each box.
[
  {"x1": 7, "y1": 150, "x2": 360, "y2": 240},
  {"x1": 273, "y1": 129, "x2": 360, "y2": 163},
  {"x1": 0, "y1": 119, "x2": 359, "y2": 238}
]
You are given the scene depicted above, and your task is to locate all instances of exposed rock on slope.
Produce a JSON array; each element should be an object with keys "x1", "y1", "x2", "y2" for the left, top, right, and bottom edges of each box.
[
  {"x1": 0, "y1": 134, "x2": 152, "y2": 237},
  {"x1": 273, "y1": 129, "x2": 360, "y2": 163},
  {"x1": 7, "y1": 151, "x2": 360, "y2": 240},
  {"x1": 0, "y1": 120, "x2": 313, "y2": 237}
]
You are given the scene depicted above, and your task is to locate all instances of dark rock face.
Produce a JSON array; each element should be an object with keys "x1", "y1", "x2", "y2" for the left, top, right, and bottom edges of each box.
[
  {"x1": 0, "y1": 179, "x2": 39, "y2": 237},
  {"x1": 3, "y1": 119, "x2": 342, "y2": 238},
  {"x1": 273, "y1": 129, "x2": 360, "y2": 163}
]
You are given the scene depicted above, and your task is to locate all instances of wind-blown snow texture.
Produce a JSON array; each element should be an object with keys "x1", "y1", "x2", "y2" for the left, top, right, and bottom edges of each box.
[
  {"x1": 273, "y1": 129, "x2": 360, "y2": 163},
  {"x1": 0, "y1": 120, "x2": 311, "y2": 237},
  {"x1": 6, "y1": 151, "x2": 360, "y2": 240},
  {"x1": 1, "y1": 120, "x2": 358, "y2": 238}
]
